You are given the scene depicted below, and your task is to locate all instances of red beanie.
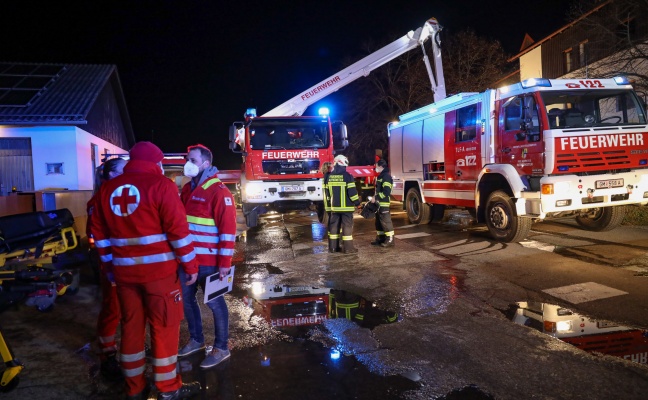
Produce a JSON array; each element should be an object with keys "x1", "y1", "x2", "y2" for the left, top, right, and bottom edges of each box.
[{"x1": 129, "y1": 141, "x2": 164, "y2": 163}]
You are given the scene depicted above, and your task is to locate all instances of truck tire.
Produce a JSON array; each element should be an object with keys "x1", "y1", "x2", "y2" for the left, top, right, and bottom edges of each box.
[
  {"x1": 485, "y1": 190, "x2": 531, "y2": 242},
  {"x1": 575, "y1": 206, "x2": 626, "y2": 232},
  {"x1": 406, "y1": 188, "x2": 431, "y2": 224}
]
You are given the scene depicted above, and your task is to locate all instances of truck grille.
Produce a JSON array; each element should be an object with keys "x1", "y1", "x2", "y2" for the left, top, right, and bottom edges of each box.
[
  {"x1": 555, "y1": 149, "x2": 631, "y2": 173},
  {"x1": 262, "y1": 159, "x2": 320, "y2": 175}
]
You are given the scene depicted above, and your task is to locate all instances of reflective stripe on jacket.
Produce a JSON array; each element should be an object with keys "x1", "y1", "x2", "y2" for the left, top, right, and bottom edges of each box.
[
  {"x1": 181, "y1": 173, "x2": 237, "y2": 268},
  {"x1": 89, "y1": 160, "x2": 198, "y2": 284}
]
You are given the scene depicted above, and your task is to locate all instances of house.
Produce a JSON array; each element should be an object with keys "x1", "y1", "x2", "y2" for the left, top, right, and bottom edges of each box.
[
  {"x1": 0, "y1": 61, "x2": 136, "y2": 226},
  {"x1": 0, "y1": 62, "x2": 135, "y2": 194},
  {"x1": 503, "y1": 0, "x2": 648, "y2": 94}
]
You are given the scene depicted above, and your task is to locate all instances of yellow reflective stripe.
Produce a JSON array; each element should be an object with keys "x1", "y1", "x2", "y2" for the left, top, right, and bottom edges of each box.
[
  {"x1": 383, "y1": 182, "x2": 393, "y2": 188},
  {"x1": 385, "y1": 231, "x2": 394, "y2": 237},
  {"x1": 187, "y1": 215, "x2": 216, "y2": 226},
  {"x1": 201, "y1": 177, "x2": 222, "y2": 190},
  {"x1": 342, "y1": 235, "x2": 353, "y2": 241}
]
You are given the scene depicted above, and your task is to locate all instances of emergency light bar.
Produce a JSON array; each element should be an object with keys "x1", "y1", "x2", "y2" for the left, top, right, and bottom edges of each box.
[
  {"x1": 521, "y1": 78, "x2": 552, "y2": 89},
  {"x1": 613, "y1": 76, "x2": 630, "y2": 85},
  {"x1": 318, "y1": 107, "x2": 330, "y2": 116},
  {"x1": 245, "y1": 108, "x2": 257, "y2": 118}
]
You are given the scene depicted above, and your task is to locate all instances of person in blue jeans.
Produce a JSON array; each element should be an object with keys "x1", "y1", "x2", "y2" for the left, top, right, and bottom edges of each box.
[
  {"x1": 179, "y1": 267, "x2": 229, "y2": 366},
  {"x1": 178, "y1": 144, "x2": 237, "y2": 369}
]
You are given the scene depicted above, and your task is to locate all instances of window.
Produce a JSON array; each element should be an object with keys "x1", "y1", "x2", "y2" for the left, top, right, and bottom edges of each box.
[
  {"x1": 46, "y1": 162, "x2": 64, "y2": 175},
  {"x1": 564, "y1": 48, "x2": 573, "y2": 73},
  {"x1": 455, "y1": 104, "x2": 477, "y2": 142},
  {"x1": 578, "y1": 41, "x2": 587, "y2": 68}
]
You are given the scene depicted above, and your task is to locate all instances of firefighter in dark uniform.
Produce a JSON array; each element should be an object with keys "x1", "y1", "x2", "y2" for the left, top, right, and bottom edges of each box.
[
  {"x1": 325, "y1": 155, "x2": 361, "y2": 253},
  {"x1": 370, "y1": 159, "x2": 395, "y2": 247}
]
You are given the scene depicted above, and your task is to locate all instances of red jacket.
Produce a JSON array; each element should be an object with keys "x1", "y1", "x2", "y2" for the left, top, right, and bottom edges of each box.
[
  {"x1": 88, "y1": 160, "x2": 198, "y2": 284},
  {"x1": 181, "y1": 170, "x2": 237, "y2": 268}
]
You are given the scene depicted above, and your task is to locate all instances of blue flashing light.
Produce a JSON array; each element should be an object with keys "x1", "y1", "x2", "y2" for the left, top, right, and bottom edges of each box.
[
  {"x1": 639, "y1": 159, "x2": 647, "y2": 165},
  {"x1": 613, "y1": 76, "x2": 630, "y2": 85},
  {"x1": 521, "y1": 78, "x2": 552, "y2": 89},
  {"x1": 558, "y1": 166, "x2": 570, "y2": 171},
  {"x1": 318, "y1": 107, "x2": 330, "y2": 116},
  {"x1": 245, "y1": 108, "x2": 257, "y2": 118},
  {"x1": 330, "y1": 349, "x2": 341, "y2": 360}
]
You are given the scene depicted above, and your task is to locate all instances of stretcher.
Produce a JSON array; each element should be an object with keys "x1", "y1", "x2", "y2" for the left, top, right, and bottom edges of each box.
[{"x1": 0, "y1": 209, "x2": 78, "y2": 392}]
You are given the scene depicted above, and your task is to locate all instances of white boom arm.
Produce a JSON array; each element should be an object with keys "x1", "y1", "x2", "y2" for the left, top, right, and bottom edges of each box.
[{"x1": 262, "y1": 18, "x2": 446, "y2": 117}]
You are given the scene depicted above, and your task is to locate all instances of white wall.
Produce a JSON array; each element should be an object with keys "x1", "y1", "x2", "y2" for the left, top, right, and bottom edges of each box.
[
  {"x1": 520, "y1": 46, "x2": 543, "y2": 81},
  {"x1": 0, "y1": 125, "x2": 127, "y2": 191},
  {"x1": 74, "y1": 128, "x2": 127, "y2": 190}
]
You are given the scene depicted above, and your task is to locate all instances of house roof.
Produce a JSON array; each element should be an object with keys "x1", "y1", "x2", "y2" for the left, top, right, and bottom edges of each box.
[
  {"x1": 0, "y1": 62, "x2": 132, "y2": 127},
  {"x1": 508, "y1": 0, "x2": 612, "y2": 62}
]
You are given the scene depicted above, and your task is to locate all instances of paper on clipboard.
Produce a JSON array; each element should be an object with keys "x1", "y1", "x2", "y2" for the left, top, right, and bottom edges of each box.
[{"x1": 203, "y1": 266, "x2": 235, "y2": 304}]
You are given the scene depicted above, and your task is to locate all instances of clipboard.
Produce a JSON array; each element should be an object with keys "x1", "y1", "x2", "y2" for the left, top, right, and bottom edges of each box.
[{"x1": 203, "y1": 266, "x2": 235, "y2": 304}]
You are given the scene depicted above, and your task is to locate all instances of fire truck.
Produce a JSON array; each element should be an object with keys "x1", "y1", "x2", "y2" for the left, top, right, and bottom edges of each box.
[
  {"x1": 512, "y1": 302, "x2": 648, "y2": 364},
  {"x1": 228, "y1": 18, "x2": 446, "y2": 228},
  {"x1": 389, "y1": 76, "x2": 648, "y2": 242}
]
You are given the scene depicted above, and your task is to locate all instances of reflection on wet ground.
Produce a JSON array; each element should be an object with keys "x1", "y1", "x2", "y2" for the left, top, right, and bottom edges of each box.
[{"x1": 507, "y1": 301, "x2": 648, "y2": 364}]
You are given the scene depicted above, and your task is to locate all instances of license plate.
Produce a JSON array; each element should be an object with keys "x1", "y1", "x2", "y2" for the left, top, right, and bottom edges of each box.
[
  {"x1": 595, "y1": 179, "x2": 623, "y2": 189},
  {"x1": 281, "y1": 185, "x2": 304, "y2": 192}
]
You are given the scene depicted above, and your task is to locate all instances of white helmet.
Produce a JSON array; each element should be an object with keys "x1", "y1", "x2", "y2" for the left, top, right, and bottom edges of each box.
[{"x1": 333, "y1": 155, "x2": 349, "y2": 166}]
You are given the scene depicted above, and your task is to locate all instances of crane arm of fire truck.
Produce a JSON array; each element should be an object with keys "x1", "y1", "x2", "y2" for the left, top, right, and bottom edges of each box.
[{"x1": 262, "y1": 17, "x2": 446, "y2": 117}]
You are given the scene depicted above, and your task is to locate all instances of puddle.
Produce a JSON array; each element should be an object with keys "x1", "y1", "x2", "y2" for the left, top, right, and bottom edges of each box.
[
  {"x1": 506, "y1": 301, "x2": 648, "y2": 364},
  {"x1": 244, "y1": 284, "x2": 399, "y2": 330}
]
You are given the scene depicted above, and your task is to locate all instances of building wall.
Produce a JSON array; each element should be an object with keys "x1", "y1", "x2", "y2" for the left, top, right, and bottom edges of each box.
[
  {"x1": 0, "y1": 125, "x2": 127, "y2": 191},
  {"x1": 520, "y1": 47, "x2": 543, "y2": 81}
]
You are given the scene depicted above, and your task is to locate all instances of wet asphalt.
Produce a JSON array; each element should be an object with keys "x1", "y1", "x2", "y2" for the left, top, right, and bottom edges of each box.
[{"x1": 1, "y1": 206, "x2": 648, "y2": 399}]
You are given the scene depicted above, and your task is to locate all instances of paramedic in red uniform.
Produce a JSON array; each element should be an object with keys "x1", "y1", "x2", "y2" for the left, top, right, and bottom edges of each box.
[
  {"x1": 89, "y1": 141, "x2": 201, "y2": 400},
  {"x1": 177, "y1": 144, "x2": 237, "y2": 369},
  {"x1": 86, "y1": 157, "x2": 126, "y2": 379}
]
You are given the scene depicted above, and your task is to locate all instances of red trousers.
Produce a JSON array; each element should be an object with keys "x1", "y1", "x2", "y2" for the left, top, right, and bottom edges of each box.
[
  {"x1": 117, "y1": 273, "x2": 185, "y2": 396},
  {"x1": 97, "y1": 270, "x2": 121, "y2": 355}
]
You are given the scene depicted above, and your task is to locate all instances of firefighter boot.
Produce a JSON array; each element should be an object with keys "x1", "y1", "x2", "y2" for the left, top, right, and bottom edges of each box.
[
  {"x1": 157, "y1": 381, "x2": 201, "y2": 400},
  {"x1": 380, "y1": 236, "x2": 395, "y2": 248},
  {"x1": 370, "y1": 235, "x2": 385, "y2": 246},
  {"x1": 328, "y1": 239, "x2": 339, "y2": 253},
  {"x1": 342, "y1": 240, "x2": 358, "y2": 254}
]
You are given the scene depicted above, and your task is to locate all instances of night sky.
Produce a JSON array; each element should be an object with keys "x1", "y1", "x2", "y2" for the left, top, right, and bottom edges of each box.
[{"x1": 4, "y1": 0, "x2": 573, "y2": 169}]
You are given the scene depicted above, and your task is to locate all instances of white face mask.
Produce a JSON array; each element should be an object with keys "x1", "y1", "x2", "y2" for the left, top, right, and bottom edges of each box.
[
  {"x1": 184, "y1": 161, "x2": 200, "y2": 178},
  {"x1": 375, "y1": 166, "x2": 384, "y2": 174}
]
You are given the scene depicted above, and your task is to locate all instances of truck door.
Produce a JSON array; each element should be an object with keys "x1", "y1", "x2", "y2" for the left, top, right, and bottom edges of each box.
[
  {"x1": 446, "y1": 103, "x2": 481, "y2": 171},
  {"x1": 496, "y1": 95, "x2": 544, "y2": 177}
]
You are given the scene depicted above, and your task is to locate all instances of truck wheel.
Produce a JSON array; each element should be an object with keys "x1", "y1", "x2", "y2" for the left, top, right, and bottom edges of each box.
[
  {"x1": 485, "y1": 191, "x2": 531, "y2": 242},
  {"x1": 406, "y1": 188, "x2": 431, "y2": 224},
  {"x1": 575, "y1": 206, "x2": 626, "y2": 231}
]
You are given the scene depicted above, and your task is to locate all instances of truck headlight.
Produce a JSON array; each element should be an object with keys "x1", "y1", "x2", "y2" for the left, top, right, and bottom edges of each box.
[{"x1": 245, "y1": 182, "x2": 264, "y2": 197}]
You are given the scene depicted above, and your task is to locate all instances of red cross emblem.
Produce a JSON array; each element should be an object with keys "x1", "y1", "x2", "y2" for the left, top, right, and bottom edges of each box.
[{"x1": 110, "y1": 184, "x2": 140, "y2": 217}]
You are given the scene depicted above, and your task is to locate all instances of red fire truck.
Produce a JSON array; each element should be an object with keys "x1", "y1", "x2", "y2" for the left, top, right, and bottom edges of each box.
[
  {"x1": 512, "y1": 302, "x2": 648, "y2": 364},
  {"x1": 389, "y1": 76, "x2": 648, "y2": 242},
  {"x1": 228, "y1": 18, "x2": 446, "y2": 228}
]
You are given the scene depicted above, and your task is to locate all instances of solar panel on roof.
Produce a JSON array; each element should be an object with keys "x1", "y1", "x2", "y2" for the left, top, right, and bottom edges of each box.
[{"x1": 0, "y1": 63, "x2": 63, "y2": 107}]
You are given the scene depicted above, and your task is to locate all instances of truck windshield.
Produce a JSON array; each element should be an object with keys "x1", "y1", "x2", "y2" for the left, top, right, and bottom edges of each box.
[
  {"x1": 540, "y1": 89, "x2": 647, "y2": 129},
  {"x1": 249, "y1": 119, "x2": 329, "y2": 150}
]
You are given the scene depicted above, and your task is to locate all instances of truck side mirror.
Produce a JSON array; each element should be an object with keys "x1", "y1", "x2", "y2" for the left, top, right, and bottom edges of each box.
[
  {"x1": 229, "y1": 123, "x2": 244, "y2": 154},
  {"x1": 332, "y1": 120, "x2": 348, "y2": 151}
]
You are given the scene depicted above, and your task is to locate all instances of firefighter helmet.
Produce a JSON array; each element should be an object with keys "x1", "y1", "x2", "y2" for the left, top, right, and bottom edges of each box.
[{"x1": 334, "y1": 155, "x2": 349, "y2": 166}]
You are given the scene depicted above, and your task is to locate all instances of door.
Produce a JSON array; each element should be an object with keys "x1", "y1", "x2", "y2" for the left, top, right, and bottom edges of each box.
[
  {"x1": 0, "y1": 137, "x2": 34, "y2": 192},
  {"x1": 496, "y1": 94, "x2": 544, "y2": 176}
]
